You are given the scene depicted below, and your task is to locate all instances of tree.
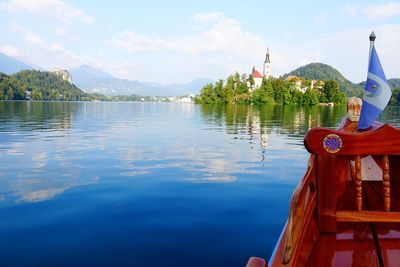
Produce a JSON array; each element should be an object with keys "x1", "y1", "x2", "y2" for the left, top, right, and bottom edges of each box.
[
  {"x1": 196, "y1": 83, "x2": 215, "y2": 104},
  {"x1": 303, "y1": 89, "x2": 319, "y2": 105},
  {"x1": 321, "y1": 80, "x2": 346, "y2": 104},
  {"x1": 273, "y1": 79, "x2": 292, "y2": 105},
  {"x1": 223, "y1": 75, "x2": 235, "y2": 104},
  {"x1": 251, "y1": 78, "x2": 274, "y2": 104}
]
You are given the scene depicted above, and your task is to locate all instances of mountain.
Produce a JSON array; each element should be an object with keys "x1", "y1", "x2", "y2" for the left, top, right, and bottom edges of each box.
[
  {"x1": 79, "y1": 77, "x2": 212, "y2": 96},
  {"x1": 165, "y1": 78, "x2": 214, "y2": 94},
  {"x1": 388, "y1": 79, "x2": 400, "y2": 89},
  {"x1": 143, "y1": 77, "x2": 214, "y2": 96},
  {"x1": 357, "y1": 78, "x2": 400, "y2": 90},
  {"x1": 0, "y1": 70, "x2": 88, "y2": 101},
  {"x1": 69, "y1": 65, "x2": 113, "y2": 85},
  {"x1": 70, "y1": 65, "x2": 213, "y2": 96},
  {"x1": 282, "y1": 63, "x2": 362, "y2": 96},
  {"x1": 78, "y1": 78, "x2": 154, "y2": 96},
  {"x1": 0, "y1": 52, "x2": 33, "y2": 74}
]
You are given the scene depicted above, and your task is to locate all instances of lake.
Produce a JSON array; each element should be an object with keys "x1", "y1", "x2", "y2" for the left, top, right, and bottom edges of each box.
[{"x1": 0, "y1": 101, "x2": 398, "y2": 267}]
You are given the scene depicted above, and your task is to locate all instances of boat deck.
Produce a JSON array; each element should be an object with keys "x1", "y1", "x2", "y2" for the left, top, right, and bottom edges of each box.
[{"x1": 306, "y1": 181, "x2": 400, "y2": 267}]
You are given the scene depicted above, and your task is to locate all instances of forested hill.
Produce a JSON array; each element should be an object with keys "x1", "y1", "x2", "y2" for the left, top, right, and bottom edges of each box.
[
  {"x1": 282, "y1": 63, "x2": 362, "y2": 97},
  {"x1": 388, "y1": 79, "x2": 400, "y2": 89},
  {"x1": 358, "y1": 78, "x2": 400, "y2": 90},
  {"x1": 0, "y1": 70, "x2": 89, "y2": 101}
]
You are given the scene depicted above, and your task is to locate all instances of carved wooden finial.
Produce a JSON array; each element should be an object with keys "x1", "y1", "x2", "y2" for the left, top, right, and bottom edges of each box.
[
  {"x1": 382, "y1": 155, "x2": 390, "y2": 212},
  {"x1": 355, "y1": 155, "x2": 363, "y2": 211},
  {"x1": 347, "y1": 98, "x2": 362, "y2": 122}
]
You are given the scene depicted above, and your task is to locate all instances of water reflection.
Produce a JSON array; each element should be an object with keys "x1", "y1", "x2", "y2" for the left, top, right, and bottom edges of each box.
[
  {"x1": 0, "y1": 102, "x2": 96, "y2": 203},
  {"x1": 0, "y1": 101, "x2": 78, "y2": 132},
  {"x1": 0, "y1": 102, "x2": 350, "y2": 203},
  {"x1": 1, "y1": 101, "x2": 400, "y2": 267},
  {"x1": 199, "y1": 104, "x2": 346, "y2": 160}
]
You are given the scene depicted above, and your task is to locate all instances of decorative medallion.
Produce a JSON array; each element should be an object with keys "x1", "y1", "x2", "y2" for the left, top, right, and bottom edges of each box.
[{"x1": 323, "y1": 134, "x2": 342, "y2": 153}]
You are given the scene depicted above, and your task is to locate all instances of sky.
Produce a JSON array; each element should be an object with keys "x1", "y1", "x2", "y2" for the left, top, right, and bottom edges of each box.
[{"x1": 0, "y1": 0, "x2": 399, "y2": 84}]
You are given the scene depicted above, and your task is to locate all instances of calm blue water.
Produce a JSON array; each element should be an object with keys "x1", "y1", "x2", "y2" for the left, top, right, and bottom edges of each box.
[{"x1": 1, "y1": 101, "x2": 391, "y2": 267}]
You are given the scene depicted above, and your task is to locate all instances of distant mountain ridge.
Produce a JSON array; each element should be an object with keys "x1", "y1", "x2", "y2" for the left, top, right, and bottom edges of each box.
[
  {"x1": 70, "y1": 65, "x2": 213, "y2": 96},
  {"x1": 75, "y1": 76, "x2": 214, "y2": 96},
  {"x1": 282, "y1": 63, "x2": 363, "y2": 96},
  {"x1": 2, "y1": 52, "x2": 399, "y2": 97},
  {"x1": 358, "y1": 78, "x2": 400, "y2": 90},
  {"x1": 0, "y1": 52, "x2": 33, "y2": 74},
  {"x1": 69, "y1": 65, "x2": 113, "y2": 85}
]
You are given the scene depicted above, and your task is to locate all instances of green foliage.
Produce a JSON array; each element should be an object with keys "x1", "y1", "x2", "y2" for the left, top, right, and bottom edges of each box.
[
  {"x1": 388, "y1": 79, "x2": 400, "y2": 89},
  {"x1": 272, "y1": 79, "x2": 292, "y2": 105},
  {"x1": 251, "y1": 79, "x2": 274, "y2": 104},
  {"x1": 0, "y1": 70, "x2": 88, "y2": 101},
  {"x1": 389, "y1": 88, "x2": 400, "y2": 105},
  {"x1": 303, "y1": 89, "x2": 320, "y2": 105},
  {"x1": 320, "y1": 80, "x2": 346, "y2": 104},
  {"x1": 196, "y1": 72, "x2": 347, "y2": 106},
  {"x1": 195, "y1": 72, "x2": 250, "y2": 104},
  {"x1": 282, "y1": 62, "x2": 362, "y2": 97},
  {"x1": 195, "y1": 83, "x2": 216, "y2": 104}
]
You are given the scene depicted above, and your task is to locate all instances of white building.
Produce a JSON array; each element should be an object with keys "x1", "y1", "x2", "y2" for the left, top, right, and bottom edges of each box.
[
  {"x1": 248, "y1": 48, "x2": 272, "y2": 92},
  {"x1": 249, "y1": 66, "x2": 263, "y2": 92},
  {"x1": 263, "y1": 48, "x2": 271, "y2": 79}
]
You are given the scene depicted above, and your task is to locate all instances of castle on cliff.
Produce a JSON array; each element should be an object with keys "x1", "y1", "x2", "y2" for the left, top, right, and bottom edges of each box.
[{"x1": 51, "y1": 68, "x2": 73, "y2": 84}]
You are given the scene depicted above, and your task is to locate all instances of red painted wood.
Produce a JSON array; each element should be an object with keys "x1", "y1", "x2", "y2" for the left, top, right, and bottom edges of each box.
[
  {"x1": 306, "y1": 223, "x2": 380, "y2": 267},
  {"x1": 246, "y1": 257, "x2": 267, "y2": 267},
  {"x1": 336, "y1": 211, "x2": 400, "y2": 222},
  {"x1": 316, "y1": 155, "x2": 349, "y2": 233},
  {"x1": 304, "y1": 124, "x2": 400, "y2": 156},
  {"x1": 382, "y1": 155, "x2": 391, "y2": 212},
  {"x1": 364, "y1": 181, "x2": 400, "y2": 267}
]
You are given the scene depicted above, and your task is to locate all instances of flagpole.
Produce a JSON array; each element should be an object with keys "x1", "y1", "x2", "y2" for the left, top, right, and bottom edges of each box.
[{"x1": 368, "y1": 31, "x2": 376, "y2": 70}]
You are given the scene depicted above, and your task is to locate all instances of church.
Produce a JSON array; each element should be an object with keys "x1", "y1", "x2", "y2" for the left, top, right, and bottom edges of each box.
[{"x1": 248, "y1": 48, "x2": 271, "y2": 92}]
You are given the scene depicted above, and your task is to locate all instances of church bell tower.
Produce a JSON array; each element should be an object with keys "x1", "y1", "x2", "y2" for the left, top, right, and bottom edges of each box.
[{"x1": 263, "y1": 48, "x2": 271, "y2": 79}]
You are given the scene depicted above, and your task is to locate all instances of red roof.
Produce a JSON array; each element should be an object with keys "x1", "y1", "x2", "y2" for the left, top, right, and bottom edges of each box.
[{"x1": 252, "y1": 70, "x2": 263, "y2": 78}]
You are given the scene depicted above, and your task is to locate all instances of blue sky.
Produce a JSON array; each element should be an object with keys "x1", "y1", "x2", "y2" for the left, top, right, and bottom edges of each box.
[{"x1": 0, "y1": 0, "x2": 399, "y2": 83}]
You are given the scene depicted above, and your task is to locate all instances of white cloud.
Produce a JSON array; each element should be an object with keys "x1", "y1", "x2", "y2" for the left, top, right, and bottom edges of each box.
[
  {"x1": 1, "y1": 22, "x2": 103, "y2": 72},
  {"x1": 26, "y1": 31, "x2": 43, "y2": 45},
  {"x1": 0, "y1": 0, "x2": 94, "y2": 23},
  {"x1": 281, "y1": 25, "x2": 400, "y2": 82},
  {"x1": 50, "y1": 42, "x2": 64, "y2": 52},
  {"x1": 111, "y1": 13, "x2": 265, "y2": 57},
  {"x1": 108, "y1": 13, "x2": 274, "y2": 82},
  {"x1": 0, "y1": 44, "x2": 21, "y2": 57},
  {"x1": 363, "y1": 2, "x2": 400, "y2": 20}
]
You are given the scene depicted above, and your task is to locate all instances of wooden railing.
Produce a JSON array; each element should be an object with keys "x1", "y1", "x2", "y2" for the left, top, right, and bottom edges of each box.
[
  {"x1": 304, "y1": 124, "x2": 400, "y2": 232},
  {"x1": 281, "y1": 155, "x2": 317, "y2": 264}
]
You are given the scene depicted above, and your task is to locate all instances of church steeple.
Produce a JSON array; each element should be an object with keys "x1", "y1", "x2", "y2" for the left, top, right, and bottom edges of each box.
[
  {"x1": 263, "y1": 47, "x2": 271, "y2": 78},
  {"x1": 265, "y1": 47, "x2": 270, "y2": 63}
]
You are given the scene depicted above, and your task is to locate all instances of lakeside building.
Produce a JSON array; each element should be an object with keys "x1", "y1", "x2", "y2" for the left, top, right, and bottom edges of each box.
[{"x1": 285, "y1": 75, "x2": 325, "y2": 93}]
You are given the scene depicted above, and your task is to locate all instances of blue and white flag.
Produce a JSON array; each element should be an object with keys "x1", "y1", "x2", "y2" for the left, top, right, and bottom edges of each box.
[{"x1": 358, "y1": 45, "x2": 392, "y2": 129}]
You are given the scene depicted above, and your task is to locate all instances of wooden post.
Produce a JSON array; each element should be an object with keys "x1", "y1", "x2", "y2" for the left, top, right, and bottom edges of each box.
[
  {"x1": 383, "y1": 155, "x2": 390, "y2": 212},
  {"x1": 355, "y1": 155, "x2": 362, "y2": 211}
]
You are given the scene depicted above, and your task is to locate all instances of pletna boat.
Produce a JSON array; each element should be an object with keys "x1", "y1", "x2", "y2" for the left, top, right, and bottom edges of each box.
[{"x1": 247, "y1": 33, "x2": 398, "y2": 267}]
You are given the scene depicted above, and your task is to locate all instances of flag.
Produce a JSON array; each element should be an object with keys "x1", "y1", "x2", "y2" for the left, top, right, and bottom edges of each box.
[{"x1": 358, "y1": 45, "x2": 392, "y2": 129}]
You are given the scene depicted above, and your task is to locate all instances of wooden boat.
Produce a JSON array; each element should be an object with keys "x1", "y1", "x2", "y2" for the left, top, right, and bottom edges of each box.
[{"x1": 247, "y1": 98, "x2": 400, "y2": 267}]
